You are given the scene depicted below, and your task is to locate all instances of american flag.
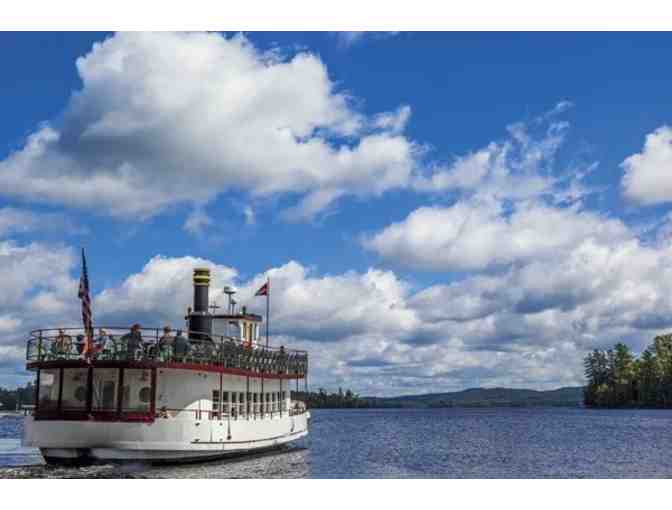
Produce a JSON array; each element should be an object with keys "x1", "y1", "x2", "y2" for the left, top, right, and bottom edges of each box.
[{"x1": 78, "y1": 248, "x2": 94, "y2": 356}]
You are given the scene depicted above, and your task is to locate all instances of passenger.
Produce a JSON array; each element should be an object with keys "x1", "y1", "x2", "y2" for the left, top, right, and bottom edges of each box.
[
  {"x1": 96, "y1": 329, "x2": 114, "y2": 359},
  {"x1": 173, "y1": 330, "x2": 189, "y2": 361},
  {"x1": 122, "y1": 323, "x2": 143, "y2": 361},
  {"x1": 54, "y1": 329, "x2": 72, "y2": 357},
  {"x1": 75, "y1": 334, "x2": 85, "y2": 355},
  {"x1": 158, "y1": 326, "x2": 174, "y2": 362}
]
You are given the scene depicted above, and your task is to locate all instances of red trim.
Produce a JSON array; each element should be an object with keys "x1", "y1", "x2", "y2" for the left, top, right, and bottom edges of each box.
[
  {"x1": 34, "y1": 410, "x2": 154, "y2": 423},
  {"x1": 27, "y1": 359, "x2": 304, "y2": 379}
]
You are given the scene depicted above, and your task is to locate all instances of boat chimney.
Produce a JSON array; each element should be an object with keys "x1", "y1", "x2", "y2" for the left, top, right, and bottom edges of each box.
[{"x1": 189, "y1": 267, "x2": 212, "y2": 340}]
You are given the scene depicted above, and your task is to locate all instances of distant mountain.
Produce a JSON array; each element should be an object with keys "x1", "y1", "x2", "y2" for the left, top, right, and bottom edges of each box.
[{"x1": 363, "y1": 386, "x2": 584, "y2": 408}]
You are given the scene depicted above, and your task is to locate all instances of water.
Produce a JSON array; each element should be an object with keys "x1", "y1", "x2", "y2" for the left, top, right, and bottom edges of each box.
[{"x1": 3, "y1": 408, "x2": 672, "y2": 478}]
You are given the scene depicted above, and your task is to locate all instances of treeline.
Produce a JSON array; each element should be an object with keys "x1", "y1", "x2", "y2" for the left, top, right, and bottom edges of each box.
[
  {"x1": 292, "y1": 388, "x2": 372, "y2": 408},
  {"x1": 0, "y1": 382, "x2": 35, "y2": 411},
  {"x1": 584, "y1": 333, "x2": 672, "y2": 408}
]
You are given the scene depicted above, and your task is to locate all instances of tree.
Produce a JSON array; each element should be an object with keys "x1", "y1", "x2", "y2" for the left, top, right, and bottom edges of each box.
[{"x1": 584, "y1": 334, "x2": 672, "y2": 409}]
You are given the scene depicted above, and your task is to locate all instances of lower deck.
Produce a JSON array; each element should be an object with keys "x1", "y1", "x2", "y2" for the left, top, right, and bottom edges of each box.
[{"x1": 32, "y1": 363, "x2": 306, "y2": 423}]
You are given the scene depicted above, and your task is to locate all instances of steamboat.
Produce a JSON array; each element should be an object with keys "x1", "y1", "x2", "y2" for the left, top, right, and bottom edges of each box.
[{"x1": 22, "y1": 268, "x2": 309, "y2": 464}]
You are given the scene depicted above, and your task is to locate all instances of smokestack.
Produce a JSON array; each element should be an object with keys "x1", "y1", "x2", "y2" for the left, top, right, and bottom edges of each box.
[{"x1": 189, "y1": 267, "x2": 212, "y2": 339}]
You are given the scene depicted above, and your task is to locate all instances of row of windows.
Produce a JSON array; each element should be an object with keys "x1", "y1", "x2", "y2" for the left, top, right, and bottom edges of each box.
[
  {"x1": 211, "y1": 390, "x2": 287, "y2": 418},
  {"x1": 38, "y1": 367, "x2": 151, "y2": 413}
]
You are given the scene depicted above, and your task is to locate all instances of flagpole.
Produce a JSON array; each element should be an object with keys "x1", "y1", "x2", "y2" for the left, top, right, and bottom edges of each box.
[{"x1": 265, "y1": 277, "x2": 270, "y2": 348}]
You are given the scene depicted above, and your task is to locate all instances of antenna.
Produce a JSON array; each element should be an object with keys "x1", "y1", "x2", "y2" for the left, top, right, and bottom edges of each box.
[{"x1": 223, "y1": 286, "x2": 237, "y2": 314}]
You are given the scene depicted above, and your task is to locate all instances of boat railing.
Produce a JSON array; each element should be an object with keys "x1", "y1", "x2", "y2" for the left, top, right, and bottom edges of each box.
[
  {"x1": 26, "y1": 327, "x2": 308, "y2": 377},
  {"x1": 158, "y1": 402, "x2": 306, "y2": 421}
]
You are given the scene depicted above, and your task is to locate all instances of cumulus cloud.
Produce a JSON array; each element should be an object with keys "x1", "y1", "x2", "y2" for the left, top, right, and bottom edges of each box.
[
  {"x1": 0, "y1": 32, "x2": 417, "y2": 221},
  {"x1": 0, "y1": 239, "x2": 79, "y2": 386},
  {"x1": 363, "y1": 199, "x2": 629, "y2": 271},
  {"x1": 622, "y1": 125, "x2": 672, "y2": 204},
  {"x1": 95, "y1": 255, "x2": 238, "y2": 326},
  {"x1": 6, "y1": 243, "x2": 672, "y2": 395}
]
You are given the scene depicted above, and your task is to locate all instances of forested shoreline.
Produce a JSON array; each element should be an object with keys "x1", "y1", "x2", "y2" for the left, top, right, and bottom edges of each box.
[
  {"x1": 584, "y1": 333, "x2": 672, "y2": 408},
  {"x1": 292, "y1": 388, "x2": 372, "y2": 408},
  {"x1": 0, "y1": 382, "x2": 34, "y2": 411}
]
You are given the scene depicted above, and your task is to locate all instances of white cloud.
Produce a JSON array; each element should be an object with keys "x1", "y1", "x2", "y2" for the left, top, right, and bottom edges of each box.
[
  {"x1": 0, "y1": 32, "x2": 417, "y2": 221},
  {"x1": 0, "y1": 206, "x2": 84, "y2": 237},
  {"x1": 333, "y1": 32, "x2": 400, "y2": 48},
  {"x1": 373, "y1": 105, "x2": 412, "y2": 135},
  {"x1": 622, "y1": 125, "x2": 672, "y2": 205},
  {"x1": 183, "y1": 207, "x2": 213, "y2": 236},
  {"x1": 5, "y1": 243, "x2": 672, "y2": 395},
  {"x1": 95, "y1": 255, "x2": 238, "y2": 326},
  {"x1": 363, "y1": 199, "x2": 629, "y2": 271},
  {"x1": 412, "y1": 114, "x2": 573, "y2": 201},
  {"x1": 243, "y1": 205, "x2": 255, "y2": 225},
  {"x1": 0, "y1": 238, "x2": 79, "y2": 388}
]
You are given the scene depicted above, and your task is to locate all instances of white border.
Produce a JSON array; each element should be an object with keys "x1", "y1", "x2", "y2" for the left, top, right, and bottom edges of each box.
[
  {"x1": 2, "y1": 478, "x2": 671, "y2": 508},
  {"x1": 2, "y1": 0, "x2": 672, "y2": 30}
]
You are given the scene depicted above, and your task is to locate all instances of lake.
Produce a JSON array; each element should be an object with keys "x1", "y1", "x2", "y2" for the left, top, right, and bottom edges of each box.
[{"x1": 3, "y1": 407, "x2": 672, "y2": 478}]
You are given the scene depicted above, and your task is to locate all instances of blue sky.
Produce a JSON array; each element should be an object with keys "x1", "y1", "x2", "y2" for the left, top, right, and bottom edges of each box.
[{"x1": 1, "y1": 31, "x2": 672, "y2": 395}]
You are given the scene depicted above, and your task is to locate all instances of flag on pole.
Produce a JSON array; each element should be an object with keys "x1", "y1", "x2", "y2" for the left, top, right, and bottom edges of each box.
[
  {"x1": 254, "y1": 281, "x2": 269, "y2": 296},
  {"x1": 254, "y1": 279, "x2": 270, "y2": 347},
  {"x1": 78, "y1": 248, "x2": 94, "y2": 357}
]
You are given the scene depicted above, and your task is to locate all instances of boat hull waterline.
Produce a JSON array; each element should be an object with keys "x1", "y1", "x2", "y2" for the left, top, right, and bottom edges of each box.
[{"x1": 24, "y1": 412, "x2": 309, "y2": 463}]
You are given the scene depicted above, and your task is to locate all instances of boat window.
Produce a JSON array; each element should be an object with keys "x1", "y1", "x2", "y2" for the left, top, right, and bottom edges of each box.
[
  {"x1": 92, "y1": 368, "x2": 118, "y2": 412},
  {"x1": 239, "y1": 392, "x2": 245, "y2": 416},
  {"x1": 121, "y1": 369, "x2": 152, "y2": 412},
  {"x1": 212, "y1": 390, "x2": 221, "y2": 418},
  {"x1": 222, "y1": 391, "x2": 230, "y2": 415},
  {"x1": 37, "y1": 368, "x2": 60, "y2": 411},
  {"x1": 61, "y1": 368, "x2": 89, "y2": 411}
]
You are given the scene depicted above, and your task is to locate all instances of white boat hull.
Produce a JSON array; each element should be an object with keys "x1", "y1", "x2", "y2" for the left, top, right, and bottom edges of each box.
[{"x1": 24, "y1": 412, "x2": 310, "y2": 463}]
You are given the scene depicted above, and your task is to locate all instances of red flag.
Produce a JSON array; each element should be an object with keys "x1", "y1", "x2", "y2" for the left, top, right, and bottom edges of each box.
[{"x1": 255, "y1": 281, "x2": 269, "y2": 296}]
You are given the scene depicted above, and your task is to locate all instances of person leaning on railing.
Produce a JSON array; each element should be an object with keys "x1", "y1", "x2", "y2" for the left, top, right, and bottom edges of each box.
[
  {"x1": 173, "y1": 330, "x2": 189, "y2": 361},
  {"x1": 96, "y1": 329, "x2": 115, "y2": 360},
  {"x1": 53, "y1": 329, "x2": 73, "y2": 358},
  {"x1": 158, "y1": 326, "x2": 174, "y2": 362},
  {"x1": 75, "y1": 334, "x2": 85, "y2": 355}
]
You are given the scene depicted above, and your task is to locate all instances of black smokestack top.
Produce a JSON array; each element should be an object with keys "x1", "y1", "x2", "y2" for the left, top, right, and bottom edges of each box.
[{"x1": 189, "y1": 267, "x2": 211, "y2": 339}]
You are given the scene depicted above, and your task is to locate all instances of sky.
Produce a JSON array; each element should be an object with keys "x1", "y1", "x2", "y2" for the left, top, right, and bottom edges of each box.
[{"x1": 1, "y1": 31, "x2": 672, "y2": 395}]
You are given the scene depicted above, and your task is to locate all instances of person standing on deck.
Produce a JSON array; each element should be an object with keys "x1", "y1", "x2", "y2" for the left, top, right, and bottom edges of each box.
[
  {"x1": 122, "y1": 324, "x2": 143, "y2": 360},
  {"x1": 158, "y1": 326, "x2": 174, "y2": 362}
]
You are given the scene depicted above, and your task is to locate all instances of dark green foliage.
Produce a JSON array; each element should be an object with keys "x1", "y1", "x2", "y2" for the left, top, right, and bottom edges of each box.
[
  {"x1": 0, "y1": 382, "x2": 35, "y2": 411},
  {"x1": 294, "y1": 386, "x2": 584, "y2": 409},
  {"x1": 583, "y1": 334, "x2": 672, "y2": 408},
  {"x1": 293, "y1": 388, "x2": 372, "y2": 408}
]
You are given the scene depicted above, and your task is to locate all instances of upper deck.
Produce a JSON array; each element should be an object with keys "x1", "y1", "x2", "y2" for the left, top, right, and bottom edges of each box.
[{"x1": 26, "y1": 326, "x2": 308, "y2": 378}]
